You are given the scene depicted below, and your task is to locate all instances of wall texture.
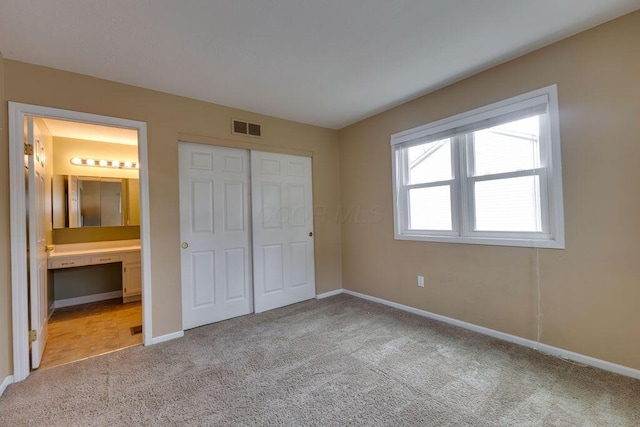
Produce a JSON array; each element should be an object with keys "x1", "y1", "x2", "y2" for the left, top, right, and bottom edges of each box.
[
  {"x1": 52, "y1": 226, "x2": 140, "y2": 245},
  {"x1": 338, "y1": 11, "x2": 640, "y2": 370},
  {"x1": 52, "y1": 137, "x2": 139, "y2": 179},
  {"x1": 0, "y1": 52, "x2": 13, "y2": 381},
  {"x1": 1, "y1": 60, "x2": 343, "y2": 377}
]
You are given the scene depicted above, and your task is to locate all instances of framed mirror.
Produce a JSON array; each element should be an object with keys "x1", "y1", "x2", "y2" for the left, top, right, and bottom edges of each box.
[{"x1": 52, "y1": 175, "x2": 140, "y2": 229}]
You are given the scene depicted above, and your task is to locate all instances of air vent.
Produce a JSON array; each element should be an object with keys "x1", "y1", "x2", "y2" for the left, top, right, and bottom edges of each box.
[{"x1": 232, "y1": 119, "x2": 262, "y2": 138}]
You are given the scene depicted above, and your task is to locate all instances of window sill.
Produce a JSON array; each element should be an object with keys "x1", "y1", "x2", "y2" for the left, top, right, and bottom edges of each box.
[{"x1": 394, "y1": 233, "x2": 564, "y2": 249}]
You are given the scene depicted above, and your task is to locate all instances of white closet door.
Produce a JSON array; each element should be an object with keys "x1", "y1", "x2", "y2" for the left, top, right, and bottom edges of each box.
[
  {"x1": 251, "y1": 151, "x2": 315, "y2": 313},
  {"x1": 179, "y1": 143, "x2": 253, "y2": 329}
]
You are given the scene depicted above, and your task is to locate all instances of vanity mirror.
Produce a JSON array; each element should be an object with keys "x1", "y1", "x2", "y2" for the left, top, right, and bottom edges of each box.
[{"x1": 52, "y1": 175, "x2": 140, "y2": 229}]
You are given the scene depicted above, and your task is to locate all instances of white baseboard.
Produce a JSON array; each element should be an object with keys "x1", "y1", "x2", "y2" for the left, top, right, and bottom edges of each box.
[
  {"x1": 123, "y1": 294, "x2": 142, "y2": 304},
  {"x1": 54, "y1": 291, "x2": 122, "y2": 308},
  {"x1": 0, "y1": 375, "x2": 14, "y2": 398},
  {"x1": 341, "y1": 289, "x2": 640, "y2": 381},
  {"x1": 149, "y1": 330, "x2": 184, "y2": 345},
  {"x1": 315, "y1": 289, "x2": 344, "y2": 300}
]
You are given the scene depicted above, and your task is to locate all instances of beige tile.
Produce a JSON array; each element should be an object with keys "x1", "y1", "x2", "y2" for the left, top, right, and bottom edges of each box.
[{"x1": 38, "y1": 299, "x2": 142, "y2": 370}]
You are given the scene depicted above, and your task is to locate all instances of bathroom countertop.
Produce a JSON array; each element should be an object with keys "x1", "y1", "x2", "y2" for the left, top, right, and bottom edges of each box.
[
  {"x1": 48, "y1": 245, "x2": 141, "y2": 258},
  {"x1": 47, "y1": 240, "x2": 141, "y2": 259}
]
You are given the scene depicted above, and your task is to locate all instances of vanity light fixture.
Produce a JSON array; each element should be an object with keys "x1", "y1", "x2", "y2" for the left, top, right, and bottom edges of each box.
[{"x1": 70, "y1": 157, "x2": 139, "y2": 169}]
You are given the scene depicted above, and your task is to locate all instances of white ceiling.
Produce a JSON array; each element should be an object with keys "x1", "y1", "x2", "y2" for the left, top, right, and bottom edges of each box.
[
  {"x1": 42, "y1": 118, "x2": 138, "y2": 146},
  {"x1": 1, "y1": 1, "x2": 639, "y2": 129}
]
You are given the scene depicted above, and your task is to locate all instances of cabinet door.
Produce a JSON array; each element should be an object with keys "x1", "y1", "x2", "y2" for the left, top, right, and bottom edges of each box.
[{"x1": 124, "y1": 263, "x2": 142, "y2": 296}]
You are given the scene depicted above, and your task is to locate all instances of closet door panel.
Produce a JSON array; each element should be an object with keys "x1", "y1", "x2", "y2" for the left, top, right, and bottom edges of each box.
[
  {"x1": 179, "y1": 143, "x2": 252, "y2": 329},
  {"x1": 251, "y1": 151, "x2": 315, "y2": 313}
]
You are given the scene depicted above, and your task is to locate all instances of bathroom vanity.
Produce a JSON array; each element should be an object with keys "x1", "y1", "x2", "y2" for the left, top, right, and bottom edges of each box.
[{"x1": 47, "y1": 239, "x2": 142, "y2": 303}]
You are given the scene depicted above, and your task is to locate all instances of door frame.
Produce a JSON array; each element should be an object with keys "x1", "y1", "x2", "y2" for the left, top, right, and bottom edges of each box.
[{"x1": 8, "y1": 102, "x2": 153, "y2": 382}]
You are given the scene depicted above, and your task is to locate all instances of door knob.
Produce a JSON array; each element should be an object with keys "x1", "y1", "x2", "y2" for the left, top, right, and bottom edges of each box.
[
  {"x1": 181, "y1": 242, "x2": 189, "y2": 249},
  {"x1": 308, "y1": 232, "x2": 313, "y2": 237}
]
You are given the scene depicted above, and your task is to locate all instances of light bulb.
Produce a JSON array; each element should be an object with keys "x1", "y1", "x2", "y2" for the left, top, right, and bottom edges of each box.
[
  {"x1": 124, "y1": 161, "x2": 133, "y2": 168},
  {"x1": 71, "y1": 157, "x2": 82, "y2": 165},
  {"x1": 112, "y1": 160, "x2": 120, "y2": 168},
  {"x1": 99, "y1": 160, "x2": 108, "y2": 167},
  {"x1": 86, "y1": 159, "x2": 95, "y2": 166}
]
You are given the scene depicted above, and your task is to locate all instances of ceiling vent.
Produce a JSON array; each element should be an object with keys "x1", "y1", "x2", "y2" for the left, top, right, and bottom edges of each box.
[{"x1": 232, "y1": 119, "x2": 262, "y2": 138}]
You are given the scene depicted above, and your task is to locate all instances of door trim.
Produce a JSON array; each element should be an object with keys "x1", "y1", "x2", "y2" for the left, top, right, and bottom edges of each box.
[{"x1": 8, "y1": 102, "x2": 153, "y2": 382}]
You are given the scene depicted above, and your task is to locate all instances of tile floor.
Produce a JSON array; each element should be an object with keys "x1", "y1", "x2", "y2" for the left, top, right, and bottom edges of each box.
[{"x1": 38, "y1": 298, "x2": 142, "y2": 370}]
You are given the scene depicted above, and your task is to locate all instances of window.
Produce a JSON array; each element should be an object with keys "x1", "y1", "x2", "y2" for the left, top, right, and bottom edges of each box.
[{"x1": 391, "y1": 85, "x2": 564, "y2": 248}]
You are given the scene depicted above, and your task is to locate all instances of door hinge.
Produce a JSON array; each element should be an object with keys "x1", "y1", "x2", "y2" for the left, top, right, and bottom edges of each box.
[
  {"x1": 24, "y1": 143, "x2": 34, "y2": 156},
  {"x1": 29, "y1": 329, "x2": 37, "y2": 342}
]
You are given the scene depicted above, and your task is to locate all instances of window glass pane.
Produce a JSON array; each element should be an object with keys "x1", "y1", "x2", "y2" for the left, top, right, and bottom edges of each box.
[
  {"x1": 474, "y1": 176, "x2": 542, "y2": 232},
  {"x1": 407, "y1": 138, "x2": 452, "y2": 184},
  {"x1": 409, "y1": 186, "x2": 452, "y2": 230},
  {"x1": 472, "y1": 115, "x2": 541, "y2": 176}
]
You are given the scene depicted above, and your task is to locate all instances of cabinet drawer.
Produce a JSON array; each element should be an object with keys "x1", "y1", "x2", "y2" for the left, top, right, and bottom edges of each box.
[
  {"x1": 48, "y1": 257, "x2": 88, "y2": 269},
  {"x1": 125, "y1": 252, "x2": 141, "y2": 264},
  {"x1": 90, "y1": 255, "x2": 121, "y2": 265}
]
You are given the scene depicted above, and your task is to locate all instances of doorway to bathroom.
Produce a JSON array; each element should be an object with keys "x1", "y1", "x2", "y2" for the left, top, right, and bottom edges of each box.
[{"x1": 9, "y1": 103, "x2": 152, "y2": 382}]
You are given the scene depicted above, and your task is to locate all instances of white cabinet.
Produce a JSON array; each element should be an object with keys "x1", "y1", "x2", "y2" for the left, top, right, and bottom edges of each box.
[
  {"x1": 123, "y1": 251, "x2": 142, "y2": 303},
  {"x1": 47, "y1": 242, "x2": 142, "y2": 304}
]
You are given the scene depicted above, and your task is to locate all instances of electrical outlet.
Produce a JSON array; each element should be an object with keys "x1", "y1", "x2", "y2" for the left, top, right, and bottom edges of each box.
[{"x1": 417, "y1": 275, "x2": 424, "y2": 288}]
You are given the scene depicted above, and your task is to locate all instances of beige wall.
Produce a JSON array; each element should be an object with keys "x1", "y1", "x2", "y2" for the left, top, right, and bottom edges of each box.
[
  {"x1": 338, "y1": 11, "x2": 640, "y2": 370},
  {"x1": 52, "y1": 137, "x2": 139, "y2": 179},
  {"x1": 52, "y1": 226, "x2": 140, "y2": 244},
  {"x1": 0, "y1": 52, "x2": 13, "y2": 380},
  {"x1": 0, "y1": 59, "x2": 343, "y2": 377}
]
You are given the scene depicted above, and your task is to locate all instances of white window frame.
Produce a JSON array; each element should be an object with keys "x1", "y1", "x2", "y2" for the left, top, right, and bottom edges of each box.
[{"x1": 391, "y1": 85, "x2": 565, "y2": 249}]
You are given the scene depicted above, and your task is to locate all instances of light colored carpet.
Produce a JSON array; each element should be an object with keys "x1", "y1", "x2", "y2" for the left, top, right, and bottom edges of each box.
[{"x1": 1, "y1": 294, "x2": 638, "y2": 426}]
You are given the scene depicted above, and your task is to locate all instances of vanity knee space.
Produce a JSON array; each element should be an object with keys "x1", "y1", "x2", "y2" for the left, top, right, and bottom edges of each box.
[{"x1": 47, "y1": 240, "x2": 142, "y2": 307}]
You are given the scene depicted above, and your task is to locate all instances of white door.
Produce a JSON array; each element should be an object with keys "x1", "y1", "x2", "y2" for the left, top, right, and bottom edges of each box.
[
  {"x1": 179, "y1": 143, "x2": 253, "y2": 329},
  {"x1": 251, "y1": 151, "x2": 315, "y2": 313},
  {"x1": 27, "y1": 117, "x2": 48, "y2": 369}
]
